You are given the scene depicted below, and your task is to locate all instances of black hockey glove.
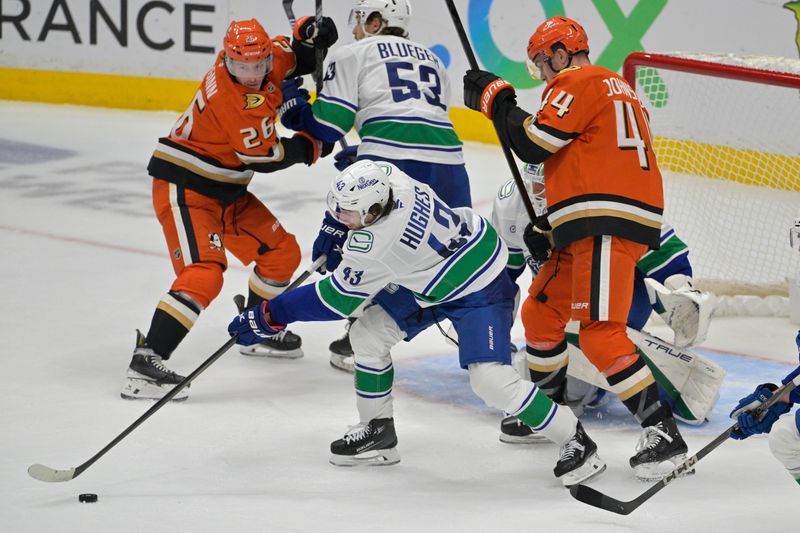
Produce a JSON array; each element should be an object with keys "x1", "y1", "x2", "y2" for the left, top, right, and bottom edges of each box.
[
  {"x1": 293, "y1": 16, "x2": 338, "y2": 49},
  {"x1": 523, "y1": 218, "x2": 553, "y2": 262},
  {"x1": 463, "y1": 69, "x2": 516, "y2": 119},
  {"x1": 294, "y1": 132, "x2": 334, "y2": 165}
]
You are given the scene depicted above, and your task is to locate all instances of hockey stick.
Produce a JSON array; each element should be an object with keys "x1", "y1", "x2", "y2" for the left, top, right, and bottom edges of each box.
[
  {"x1": 27, "y1": 255, "x2": 326, "y2": 483},
  {"x1": 568, "y1": 374, "x2": 800, "y2": 515},
  {"x1": 282, "y1": 0, "x2": 349, "y2": 151},
  {"x1": 443, "y1": 0, "x2": 536, "y2": 223}
]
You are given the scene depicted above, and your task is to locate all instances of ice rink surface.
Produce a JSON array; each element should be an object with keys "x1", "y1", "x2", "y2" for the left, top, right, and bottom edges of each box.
[{"x1": 1, "y1": 101, "x2": 798, "y2": 531}]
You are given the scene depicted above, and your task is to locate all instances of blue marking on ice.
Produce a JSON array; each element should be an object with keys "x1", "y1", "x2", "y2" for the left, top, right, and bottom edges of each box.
[{"x1": 394, "y1": 345, "x2": 797, "y2": 434}]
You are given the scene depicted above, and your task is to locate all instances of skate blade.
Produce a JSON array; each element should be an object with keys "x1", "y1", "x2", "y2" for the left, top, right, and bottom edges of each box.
[
  {"x1": 633, "y1": 453, "x2": 694, "y2": 482},
  {"x1": 499, "y1": 433, "x2": 551, "y2": 445},
  {"x1": 329, "y1": 353, "x2": 355, "y2": 373},
  {"x1": 120, "y1": 378, "x2": 189, "y2": 402},
  {"x1": 560, "y1": 453, "x2": 607, "y2": 487},
  {"x1": 239, "y1": 345, "x2": 304, "y2": 359},
  {"x1": 329, "y1": 448, "x2": 400, "y2": 467}
]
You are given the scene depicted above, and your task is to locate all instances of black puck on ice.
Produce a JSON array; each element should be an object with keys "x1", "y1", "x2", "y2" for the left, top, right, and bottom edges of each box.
[{"x1": 78, "y1": 493, "x2": 98, "y2": 503}]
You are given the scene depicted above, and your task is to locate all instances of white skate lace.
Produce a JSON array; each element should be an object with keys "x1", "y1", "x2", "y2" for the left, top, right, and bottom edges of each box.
[
  {"x1": 145, "y1": 354, "x2": 175, "y2": 376},
  {"x1": 635, "y1": 423, "x2": 672, "y2": 452},
  {"x1": 343, "y1": 424, "x2": 370, "y2": 444},
  {"x1": 559, "y1": 437, "x2": 585, "y2": 461},
  {"x1": 271, "y1": 330, "x2": 288, "y2": 341}
]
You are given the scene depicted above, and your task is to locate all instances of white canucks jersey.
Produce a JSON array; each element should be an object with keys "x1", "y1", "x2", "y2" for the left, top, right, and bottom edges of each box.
[
  {"x1": 312, "y1": 35, "x2": 463, "y2": 165},
  {"x1": 491, "y1": 178, "x2": 689, "y2": 280},
  {"x1": 317, "y1": 165, "x2": 507, "y2": 317},
  {"x1": 492, "y1": 179, "x2": 535, "y2": 279}
]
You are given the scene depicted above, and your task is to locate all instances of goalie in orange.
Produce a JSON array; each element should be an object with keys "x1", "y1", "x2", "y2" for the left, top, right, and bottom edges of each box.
[
  {"x1": 463, "y1": 16, "x2": 690, "y2": 482},
  {"x1": 121, "y1": 17, "x2": 338, "y2": 401}
]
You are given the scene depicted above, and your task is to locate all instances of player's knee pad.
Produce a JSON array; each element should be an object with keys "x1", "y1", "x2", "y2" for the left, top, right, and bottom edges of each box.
[
  {"x1": 350, "y1": 305, "x2": 405, "y2": 365},
  {"x1": 254, "y1": 232, "x2": 301, "y2": 283},
  {"x1": 768, "y1": 414, "x2": 800, "y2": 473},
  {"x1": 521, "y1": 296, "x2": 564, "y2": 347},
  {"x1": 578, "y1": 320, "x2": 634, "y2": 368},
  {"x1": 171, "y1": 262, "x2": 224, "y2": 308},
  {"x1": 468, "y1": 362, "x2": 532, "y2": 413}
]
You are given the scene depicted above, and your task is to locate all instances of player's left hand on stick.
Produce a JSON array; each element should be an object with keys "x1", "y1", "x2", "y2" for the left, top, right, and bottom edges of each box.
[
  {"x1": 293, "y1": 16, "x2": 339, "y2": 49},
  {"x1": 228, "y1": 301, "x2": 286, "y2": 346},
  {"x1": 729, "y1": 383, "x2": 792, "y2": 440},
  {"x1": 523, "y1": 218, "x2": 553, "y2": 262},
  {"x1": 279, "y1": 77, "x2": 311, "y2": 131},
  {"x1": 313, "y1": 212, "x2": 348, "y2": 273},
  {"x1": 463, "y1": 69, "x2": 516, "y2": 119}
]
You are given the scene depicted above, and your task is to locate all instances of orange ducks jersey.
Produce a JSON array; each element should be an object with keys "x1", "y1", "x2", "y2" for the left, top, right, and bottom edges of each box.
[
  {"x1": 148, "y1": 36, "x2": 297, "y2": 203},
  {"x1": 523, "y1": 64, "x2": 663, "y2": 250}
]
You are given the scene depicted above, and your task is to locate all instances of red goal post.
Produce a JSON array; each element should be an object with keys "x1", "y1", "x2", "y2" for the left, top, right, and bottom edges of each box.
[{"x1": 623, "y1": 52, "x2": 800, "y2": 315}]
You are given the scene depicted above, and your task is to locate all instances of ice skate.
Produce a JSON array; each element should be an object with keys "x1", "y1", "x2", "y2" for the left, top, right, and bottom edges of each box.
[
  {"x1": 553, "y1": 422, "x2": 606, "y2": 487},
  {"x1": 239, "y1": 329, "x2": 304, "y2": 358},
  {"x1": 630, "y1": 417, "x2": 692, "y2": 481},
  {"x1": 121, "y1": 330, "x2": 188, "y2": 401},
  {"x1": 499, "y1": 415, "x2": 550, "y2": 444},
  {"x1": 329, "y1": 317, "x2": 356, "y2": 373},
  {"x1": 330, "y1": 418, "x2": 400, "y2": 466}
]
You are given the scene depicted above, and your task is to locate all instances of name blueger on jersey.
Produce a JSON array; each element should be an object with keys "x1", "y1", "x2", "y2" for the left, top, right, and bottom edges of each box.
[
  {"x1": 376, "y1": 42, "x2": 441, "y2": 66},
  {"x1": 400, "y1": 185, "x2": 432, "y2": 250}
]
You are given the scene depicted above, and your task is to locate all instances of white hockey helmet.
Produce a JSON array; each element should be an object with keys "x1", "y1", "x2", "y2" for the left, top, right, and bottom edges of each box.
[
  {"x1": 327, "y1": 160, "x2": 392, "y2": 226},
  {"x1": 349, "y1": 0, "x2": 412, "y2": 38},
  {"x1": 521, "y1": 162, "x2": 547, "y2": 217}
]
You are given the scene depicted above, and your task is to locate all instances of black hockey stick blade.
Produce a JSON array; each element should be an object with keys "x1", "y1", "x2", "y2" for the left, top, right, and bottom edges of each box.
[
  {"x1": 27, "y1": 256, "x2": 324, "y2": 483},
  {"x1": 569, "y1": 376, "x2": 800, "y2": 514}
]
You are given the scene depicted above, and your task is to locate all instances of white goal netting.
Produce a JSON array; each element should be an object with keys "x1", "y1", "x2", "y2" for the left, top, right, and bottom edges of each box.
[{"x1": 625, "y1": 52, "x2": 800, "y2": 315}]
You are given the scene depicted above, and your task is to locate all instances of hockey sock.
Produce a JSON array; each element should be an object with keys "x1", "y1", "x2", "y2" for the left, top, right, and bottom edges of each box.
[
  {"x1": 247, "y1": 270, "x2": 290, "y2": 307},
  {"x1": 622, "y1": 382, "x2": 668, "y2": 427},
  {"x1": 145, "y1": 291, "x2": 201, "y2": 359},
  {"x1": 526, "y1": 339, "x2": 568, "y2": 402},
  {"x1": 355, "y1": 361, "x2": 394, "y2": 422}
]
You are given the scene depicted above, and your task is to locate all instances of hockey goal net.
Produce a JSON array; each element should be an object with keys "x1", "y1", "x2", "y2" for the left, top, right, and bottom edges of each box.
[{"x1": 623, "y1": 52, "x2": 800, "y2": 315}]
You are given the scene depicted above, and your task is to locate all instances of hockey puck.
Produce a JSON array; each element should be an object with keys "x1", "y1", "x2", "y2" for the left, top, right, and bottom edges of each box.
[{"x1": 78, "y1": 493, "x2": 98, "y2": 503}]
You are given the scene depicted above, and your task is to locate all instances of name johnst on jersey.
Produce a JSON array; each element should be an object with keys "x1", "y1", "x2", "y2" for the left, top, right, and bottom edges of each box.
[{"x1": 400, "y1": 186, "x2": 432, "y2": 251}]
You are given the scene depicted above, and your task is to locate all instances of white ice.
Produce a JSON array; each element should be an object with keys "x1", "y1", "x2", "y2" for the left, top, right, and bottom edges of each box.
[{"x1": 1, "y1": 101, "x2": 798, "y2": 531}]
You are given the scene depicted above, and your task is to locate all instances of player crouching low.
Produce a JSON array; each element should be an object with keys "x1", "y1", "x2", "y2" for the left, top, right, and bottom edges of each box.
[{"x1": 229, "y1": 160, "x2": 605, "y2": 486}]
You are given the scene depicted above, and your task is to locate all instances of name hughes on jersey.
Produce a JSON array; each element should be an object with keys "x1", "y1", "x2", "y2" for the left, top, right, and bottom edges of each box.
[
  {"x1": 376, "y1": 42, "x2": 441, "y2": 66},
  {"x1": 400, "y1": 186, "x2": 432, "y2": 251}
]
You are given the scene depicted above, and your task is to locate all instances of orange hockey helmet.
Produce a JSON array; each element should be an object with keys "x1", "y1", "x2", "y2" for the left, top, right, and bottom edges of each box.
[
  {"x1": 527, "y1": 16, "x2": 589, "y2": 62},
  {"x1": 223, "y1": 19, "x2": 272, "y2": 63}
]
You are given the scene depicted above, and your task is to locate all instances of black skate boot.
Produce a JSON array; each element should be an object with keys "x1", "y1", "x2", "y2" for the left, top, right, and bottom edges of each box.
[
  {"x1": 239, "y1": 329, "x2": 303, "y2": 359},
  {"x1": 499, "y1": 415, "x2": 550, "y2": 444},
  {"x1": 121, "y1": 330, "x2": 188, "y2": 401},
  {"x1": 629, "y1": 416, "x2": 691, "y2": 481},
  {"x1": 329, "y1": 317, "x2": 356, "y2": 373},
  {"x1": 553, "y1": 422, "x2": 606, "y2": 487},
  {"x1": 330, "y1": 418, "x2": 400, "y2": 466}
]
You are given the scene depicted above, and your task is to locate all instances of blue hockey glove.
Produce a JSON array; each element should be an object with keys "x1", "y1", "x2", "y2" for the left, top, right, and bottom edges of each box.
[
  {"x1": 228, "y1": 301, "x2": 285, "y2": 346},
  {"x1": 729, "y1": 383, "x2": 792, "y2": 440},
  {"x1": 782, "y1": 363, "x2": 800, "y2": 404},
  {"x1": 312, "y1": 212, "x2": 348, "y2": 273},
  {"x1": 279, "y1": 77, "x2": 311, "y2": 131},
  {"x1": 333, "y1": 145, "x2": 359, "y2": 171}
]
